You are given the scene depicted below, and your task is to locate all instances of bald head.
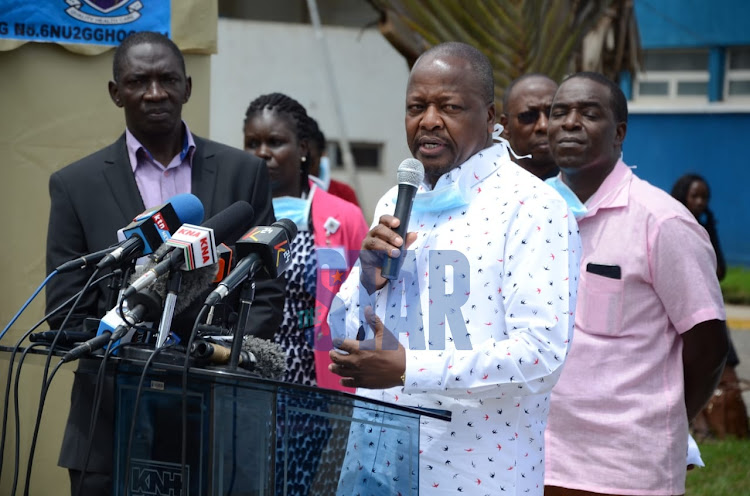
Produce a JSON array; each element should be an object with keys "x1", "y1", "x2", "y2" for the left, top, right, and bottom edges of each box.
[
  {"x1": 405, "y1": 42, "x2": 496, "y2": 187},
  {"x1": 415, "y1": 42, "x2": 495, "y2": 105},
  {"x1": 500, "y1": 74, "x2": 558, "y2": 179}
]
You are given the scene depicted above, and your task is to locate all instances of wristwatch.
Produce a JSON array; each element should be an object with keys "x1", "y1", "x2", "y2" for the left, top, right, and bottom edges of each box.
[{"x1": 400, "y1": 372, "x2": 406, "y2": 386}]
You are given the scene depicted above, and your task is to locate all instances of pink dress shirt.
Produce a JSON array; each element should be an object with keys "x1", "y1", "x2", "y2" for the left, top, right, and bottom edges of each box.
[
  {"x1": 544, "y1": 160, "x2": 726, "y2": 495},
  {"x1": 126, "y1": 123, "x2": 195, "y2": 208}
]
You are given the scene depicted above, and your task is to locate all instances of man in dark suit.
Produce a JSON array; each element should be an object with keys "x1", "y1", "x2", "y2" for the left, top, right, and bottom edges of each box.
[{"x1": 45, "y1": 31, "x2": 283, "y2": 495}]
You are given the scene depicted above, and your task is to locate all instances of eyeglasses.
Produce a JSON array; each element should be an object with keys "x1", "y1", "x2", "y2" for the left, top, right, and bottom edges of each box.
[{"x1": 512, "y1": 108, "x2": 551, "y2": 125}]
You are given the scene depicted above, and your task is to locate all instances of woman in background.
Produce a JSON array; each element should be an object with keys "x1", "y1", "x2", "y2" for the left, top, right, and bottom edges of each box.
[
  {"x1": 243, "y1": 93, "x2": 369, "y2": 494},
  {"x1": 243, "y1": 92, "x2": 368, "y2": 390},
  {"x1": 672, "y1": 173, "x2": 747, "y2": 440},
  {"x1": 671, "y1": 173, "x2": 726, "y2": 280}
]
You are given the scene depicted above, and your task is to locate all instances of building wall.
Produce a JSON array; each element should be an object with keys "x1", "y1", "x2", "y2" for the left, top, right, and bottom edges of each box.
[
  {"x1": 625, "y1": 111, "x2": 750, "y2": 265},
  {"x1": 628, "y1": 0, "x2": 750, "y2": 265},
  {"x1": 209, "y1": 18, "x2": 412, "y2": 220},
  {"x1": 635, "y1": 0, "x2": 750, "y2": 48}
]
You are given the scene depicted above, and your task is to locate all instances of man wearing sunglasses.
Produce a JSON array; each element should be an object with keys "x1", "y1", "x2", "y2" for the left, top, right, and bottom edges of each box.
[{"x1": 499, "y1": 74, "x2": 559, "y2": 180}]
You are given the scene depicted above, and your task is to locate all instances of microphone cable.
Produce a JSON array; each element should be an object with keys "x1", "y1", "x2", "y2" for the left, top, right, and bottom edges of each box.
[
  {"x1": 15, "y1": 345, "x2": 67, "y2": 496},
  {"x1": 0, "y1": 271, "x2": 115, "y2": 485},
  {"x1": 21, "y1": 267, "x2": 101, "y2": 496},
  {"x1": 73, "y1": 334, "x2": 119, "y2": 496},
  {"x1": 7, "y1": 342, "x2": 47, "y2": 496},
  {"x1": 180, "y1": 304, "x2": 211, "y2": 495},
  {"x1": 121, "y1": 341, "x2": 176, "y2": 496},
  {"x1": 0, "y1": 271, "x2": 56, "y2": 342}
]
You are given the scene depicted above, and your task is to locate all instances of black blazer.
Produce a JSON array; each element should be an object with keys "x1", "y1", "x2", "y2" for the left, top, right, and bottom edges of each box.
[{"x1": 46, "y1": 133, "x2": 284, "y2": 472}]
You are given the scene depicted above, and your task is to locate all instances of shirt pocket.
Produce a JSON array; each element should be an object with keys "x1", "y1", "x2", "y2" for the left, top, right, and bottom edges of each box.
[{"x1": 576, "y1": 272, "x2": 625, "y2": 336}]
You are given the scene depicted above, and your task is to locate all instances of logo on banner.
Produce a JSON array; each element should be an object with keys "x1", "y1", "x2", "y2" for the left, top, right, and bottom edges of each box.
[{"x1": 65, "y1": 0, "x2": 143, "y2": 25}]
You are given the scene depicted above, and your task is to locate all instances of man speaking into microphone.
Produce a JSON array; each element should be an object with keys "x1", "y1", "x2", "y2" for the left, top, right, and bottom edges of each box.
[
  {"x1": 45, "y1": 32, "x2": 282, "y2": 496},
  {"x1": 327, "y1": 42, "x2": 581, "y2": 495}
]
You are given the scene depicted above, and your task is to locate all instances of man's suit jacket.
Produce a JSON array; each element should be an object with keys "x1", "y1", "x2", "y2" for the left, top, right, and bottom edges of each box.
[{"x1": 46, "y1": 133, "x2": 284, "y2": 472}]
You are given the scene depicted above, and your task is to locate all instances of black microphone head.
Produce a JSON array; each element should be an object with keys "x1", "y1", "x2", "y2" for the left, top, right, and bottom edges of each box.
[
  {"x1": 397, "y1": 158, "x2": 424, "y2": 188},
  {"x1": 272, "y1": 218, "x2": 298, "y2": 243},
  {"x1": 241, "y1": 335, "x2": 286, "y2": 380},
  {"x1": 123, "y1": 289, "x2": 163, "y2": 322},
  {"x1": 204, "y1": 201, "x2": 256, "y2": 246}
]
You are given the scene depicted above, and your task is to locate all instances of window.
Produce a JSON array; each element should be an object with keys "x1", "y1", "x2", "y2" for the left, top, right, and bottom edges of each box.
[
  {"x1": 330, "y1": 141, "x2": 382, "y2": 170},
  {"x1": 634, "y1": 50, "x2": 709, "y2": 101},
  {"x1": 726, "y1": 47, "x2": 750, "y2": 99}
]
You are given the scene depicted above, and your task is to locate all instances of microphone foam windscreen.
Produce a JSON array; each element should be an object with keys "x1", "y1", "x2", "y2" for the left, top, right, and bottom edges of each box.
[
  {"x1": 129, "y1": 261, "x2": 220, "y2": 314},
  {"x1": 241, "y1": 335, "x2": 287, "y2": 380},
  {"x1": 397, "y1": 158, "x2": 425, "y2": 188},
  {"x1": 169, "y1": 193, "x2": 205, "y2": 225}
]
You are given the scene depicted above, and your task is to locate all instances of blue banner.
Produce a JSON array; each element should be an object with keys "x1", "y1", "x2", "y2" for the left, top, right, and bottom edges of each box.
[{"x1": 0, "y1": 1, "x2": 170, "y2": 46}]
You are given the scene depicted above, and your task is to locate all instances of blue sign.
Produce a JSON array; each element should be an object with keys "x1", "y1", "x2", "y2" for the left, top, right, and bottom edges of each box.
[{"x1": 0, "y1": 1, "x2": 170, "y2": 46}]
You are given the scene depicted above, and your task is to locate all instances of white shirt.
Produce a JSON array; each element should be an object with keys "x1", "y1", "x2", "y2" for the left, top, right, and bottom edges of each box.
[{"x1": 329, "y1": 144, "x2": 581, "y2": 495}]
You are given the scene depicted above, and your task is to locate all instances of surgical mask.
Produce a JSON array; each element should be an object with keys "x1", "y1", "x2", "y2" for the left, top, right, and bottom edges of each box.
[
  {"x1": 316, "y1": 156, "x2": 331, "y2": 191},
  {"x1": 546, "y1": 175, "x2": 587, "y2": 219},
  {"x1": 406, "y1": 181, "x2": 470, "y2": 214},
  {"x1": 273, "y1": 186, "x2": 315, "y2": 231},
  {"x1": 492, "y1": 122, "x2": 530, "y2": 161}
]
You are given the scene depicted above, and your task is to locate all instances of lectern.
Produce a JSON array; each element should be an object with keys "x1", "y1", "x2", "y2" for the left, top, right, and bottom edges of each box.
[{"x1": 112, "y1": 353, "x2": 450, "y2": 495}]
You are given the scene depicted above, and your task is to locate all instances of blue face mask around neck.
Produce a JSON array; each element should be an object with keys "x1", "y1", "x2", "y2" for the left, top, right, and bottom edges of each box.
[
  {"x1": 273, "y1": 191, "x2": 314, "y2": 231},
  {"x1": 545, "y1": 175, "x2": 587, "y2": 219},
  {"x1": 398, "y1": 181, "x2": 470, "y2": 214}
]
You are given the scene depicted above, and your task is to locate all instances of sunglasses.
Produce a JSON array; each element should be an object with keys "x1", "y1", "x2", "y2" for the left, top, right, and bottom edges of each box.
[{"x1": 513, "y1": 108, "x2": 551, "y2": 125}]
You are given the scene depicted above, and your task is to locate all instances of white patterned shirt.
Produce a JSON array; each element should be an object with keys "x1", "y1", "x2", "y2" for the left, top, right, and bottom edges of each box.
[{"x1": 329, "y1": 144, "x2": 581, "y2": 495}]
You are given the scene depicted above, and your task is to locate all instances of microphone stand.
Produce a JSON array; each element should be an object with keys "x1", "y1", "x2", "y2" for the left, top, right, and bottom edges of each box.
[
  {"x1": 229, "y1": 279, "x2": 255, "y2": 371},
  {"x1": 156, "y1": 269, "x2": 182, "y2": 348}
]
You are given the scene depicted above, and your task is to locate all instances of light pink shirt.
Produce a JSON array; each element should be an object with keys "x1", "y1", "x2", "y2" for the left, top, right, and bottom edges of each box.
[
  {"x1": 126, "y1": 122, "x2": 195, "y2": 208},
  {"x1": 544, "y1": 161, "x2": 725, "y2": 495}
]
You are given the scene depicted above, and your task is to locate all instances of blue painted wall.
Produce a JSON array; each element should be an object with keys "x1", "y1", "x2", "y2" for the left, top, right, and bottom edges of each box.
[
  {"x1": 635, "y1": 0, "x2": 750, "y2": 48},
  {"x1": 624, "y1": 113, "x2": 750, "y2": 265}
]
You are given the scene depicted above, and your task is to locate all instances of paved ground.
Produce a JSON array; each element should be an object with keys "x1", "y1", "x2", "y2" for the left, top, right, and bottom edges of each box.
[{"x1": 725, "y1": 305, "x2": 750, "y2": 409}]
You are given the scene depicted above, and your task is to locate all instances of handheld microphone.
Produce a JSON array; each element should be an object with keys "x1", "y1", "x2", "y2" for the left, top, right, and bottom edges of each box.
[
  {"x1": 61, "y1": 289, "x2": 162, "y2": 363},
  {"x1": 381, "y1": 158, "x2": 424, "y2": 280},
  {"x1": 122, "y1": 201, "x2": 255, "y2": 300},
  {"x1": 97, "y1": 193, "x2": 205, "y2": 269},
  {"x1": 203, "y1": 219, "x2": 297, "y2": 306}
]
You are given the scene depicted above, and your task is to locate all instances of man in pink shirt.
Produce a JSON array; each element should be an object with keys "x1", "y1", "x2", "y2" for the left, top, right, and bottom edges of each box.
[{"x1": 543, "y1": 72, "x2": 727, "y2": 496}]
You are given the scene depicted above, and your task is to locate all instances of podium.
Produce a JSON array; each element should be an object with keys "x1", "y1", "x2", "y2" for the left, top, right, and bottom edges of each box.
[{"x1": 109, "y1": 350, "x2": 450, "y2": 495}]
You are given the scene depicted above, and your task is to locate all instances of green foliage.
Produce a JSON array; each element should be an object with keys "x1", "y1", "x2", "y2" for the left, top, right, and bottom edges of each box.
[
  {"x1": 721, "y1": 267, "x2": 750, "y2": 305},
  {"x1": 686, "y1": 438, "x2": 750, "y2": 495},
  {"x1": 367, "y1": 0, "x2": 641, "y2": 112}
]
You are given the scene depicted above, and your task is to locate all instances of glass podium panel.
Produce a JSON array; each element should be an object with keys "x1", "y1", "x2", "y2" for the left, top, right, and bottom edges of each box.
[{"x1": 112, "y1": 363, "x2": 431, "y2": 496}]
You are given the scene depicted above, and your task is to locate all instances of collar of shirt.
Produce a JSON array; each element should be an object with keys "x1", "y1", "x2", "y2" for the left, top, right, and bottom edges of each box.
[
  {"x1": 125, "y1": 121, "x2": 195, "y2": 208},
  {"x1": 418, "y1": 143, "x2": 509, "y2": 194},
  {"x1": 126, "y1": 121, "x2": 196, "y2": 172},
  {"x1": 581, "y1": 159, "x2": 632, "y2": 219}
]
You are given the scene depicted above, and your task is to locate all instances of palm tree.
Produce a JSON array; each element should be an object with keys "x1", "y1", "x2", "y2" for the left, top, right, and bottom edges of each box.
[{"x1": 366, "y1": 0, "x2": 641, "y2": 111}]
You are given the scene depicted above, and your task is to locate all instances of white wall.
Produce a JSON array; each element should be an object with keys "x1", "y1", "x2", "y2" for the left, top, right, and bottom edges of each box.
[{"x1": 209, "y1": 18, "x2": 412, "y2": 219}]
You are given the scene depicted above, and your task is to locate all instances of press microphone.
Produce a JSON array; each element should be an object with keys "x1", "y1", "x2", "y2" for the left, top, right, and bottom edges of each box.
[
  {"x1": 60, "y1": 289, "x2": 162, "y2": 363},
  {"x1": 191, "y1": 336, "x2": 286, "y2": 379},
  {"x1": 381, "y1": 158, "x2": 424, "y2": 280},
  {"x1": 212, "y1": 244, "x2": 234, "y2": 283},
  {"x1": 97, "y1": 193, "x2": 205, "y2": 269},
  {"x1": 191, "y1": 339, "x2": 256, "y2": 370},
  {"x1": 55, "y1": 245, "x2": 118, "y2": 273},
  {"x1": 122, "y1": 201, "x2": 255, "y2": 300},
  {"x1": 203, "y1": 219, "x2": 297, "y2": 306}
]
